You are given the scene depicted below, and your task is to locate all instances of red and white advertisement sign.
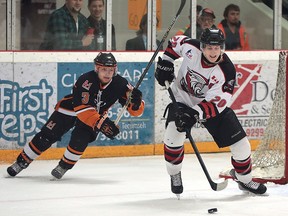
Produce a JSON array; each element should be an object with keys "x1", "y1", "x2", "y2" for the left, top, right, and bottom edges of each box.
[{"x1": 231, "y1": 63, "x2": 274, "y2": 139}]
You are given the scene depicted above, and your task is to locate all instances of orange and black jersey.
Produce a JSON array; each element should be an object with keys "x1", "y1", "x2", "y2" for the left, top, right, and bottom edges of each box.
[{"x1": 55, "y1": 70, "x2": 144, "y2": 129}]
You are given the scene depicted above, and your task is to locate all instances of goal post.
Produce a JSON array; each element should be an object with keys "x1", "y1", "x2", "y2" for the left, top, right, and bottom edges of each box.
[
  {"x1": 251, "y1": 51, "x2": 288, "y2": 184},
  {"x1": 220, "y1": 51, "x2": 288, "y2": 184}
]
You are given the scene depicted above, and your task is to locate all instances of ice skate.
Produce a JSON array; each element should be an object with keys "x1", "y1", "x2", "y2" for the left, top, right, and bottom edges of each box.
[
  {"x1": 51, "y1": 165, "x2": 68, "y2": 179},
  {"x1": 230, "y1": 169, "x2": 267, "y2": 195},
  {"x1": 170, "y1": 172, "x2": 183, "y2": 199},
  {"x1": 7, "y1": 161, "x2": 29, "y2": 177}
]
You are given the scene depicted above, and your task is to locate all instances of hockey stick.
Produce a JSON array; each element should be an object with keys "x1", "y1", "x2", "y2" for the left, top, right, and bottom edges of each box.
[
  {"x1": 115, "y1": 0, "x2": 186, "y2": 124},
  {"x1": 164, "y1": 81, "x2": 228, "y2": 191}
]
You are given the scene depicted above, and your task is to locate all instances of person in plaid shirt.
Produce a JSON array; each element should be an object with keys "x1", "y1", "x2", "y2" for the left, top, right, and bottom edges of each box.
[
  {"x1": 40, "y1": 0, "x2": 94, "y2": 50},
  {"x1": 87, "y1": 0, "x2": 116, "y2": 50}
]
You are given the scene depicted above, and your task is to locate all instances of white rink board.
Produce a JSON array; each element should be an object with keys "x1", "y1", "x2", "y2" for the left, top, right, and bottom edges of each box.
[{"x1": 0, "y1": 51, "x2": 281, "y2": 148}]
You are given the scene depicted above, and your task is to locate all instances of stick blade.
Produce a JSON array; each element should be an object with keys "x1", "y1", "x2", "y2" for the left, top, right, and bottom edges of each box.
[{"x1": 212, "y1": 178, "x2": 228, "y2": 191}]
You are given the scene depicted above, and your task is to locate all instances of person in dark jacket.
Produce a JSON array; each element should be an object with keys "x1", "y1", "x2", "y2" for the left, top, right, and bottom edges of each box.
[
  {"x1": 218, "y1": 4, "x2": 250, "y2": 50},
  {"x1": 87, "y1": 0, "x2": 116, "y2": 50},
  {"x1": 126, "y1": 14, "x2": 163, "y2": 50}
]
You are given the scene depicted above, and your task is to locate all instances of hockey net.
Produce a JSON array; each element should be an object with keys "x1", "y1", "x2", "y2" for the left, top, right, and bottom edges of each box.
[{"x1": 220, "y1": 51, "x2": 288, "y2": 184}]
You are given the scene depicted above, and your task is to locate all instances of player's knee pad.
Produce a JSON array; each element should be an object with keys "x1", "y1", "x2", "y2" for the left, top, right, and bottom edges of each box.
[
  {"x1": 164, "y1": 122, "x2": 186, "y2": 147},
  {"x1": 22, "y1": 131, "x2": 57, "y2": 160},
  {"x1": 31, "y1": 131, "x2": 58, "y2": 152},
  {"x1": 229, "y1": 137, "x2": 251, "y2": 160}
]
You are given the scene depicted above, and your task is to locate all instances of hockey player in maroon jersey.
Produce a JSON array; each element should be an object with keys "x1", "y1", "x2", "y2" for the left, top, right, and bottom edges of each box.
[
  {"x1": 155, "y1": 27, "x2": 267, "y2": 195},
  {"x1": 7, "y1": 52, "x2": 145, "y2": 179}
]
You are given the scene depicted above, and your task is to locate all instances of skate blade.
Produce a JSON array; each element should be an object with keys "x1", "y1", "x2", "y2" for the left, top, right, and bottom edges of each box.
[
  {"x1": 238, "y1": 186, "x2": 269, "y2": 196},
  {"x1": 241, "y1": 190, "x2": 269, "y2": 197},
  {"x1": 50, "y1": 176, "x2": 61, "y2": 181},
  {"x1": 4, "y1": 174, "x2": 16, "y2": 178}
]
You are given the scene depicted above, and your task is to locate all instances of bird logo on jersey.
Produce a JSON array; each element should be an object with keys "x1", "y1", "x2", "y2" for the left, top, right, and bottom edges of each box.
[
  {"x1": 185, "y1": 49, "x2": 193, "y2": 59},
  {"x1": 180, "y1": 68, "x2": 209, "y2": 98}
]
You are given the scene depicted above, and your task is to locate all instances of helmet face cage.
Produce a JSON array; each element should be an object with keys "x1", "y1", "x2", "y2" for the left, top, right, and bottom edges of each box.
[
  {"x1": 200, "y1": 28, "x2": 225, "y2": 52},
  {"x1": 94, "y1": 52, "x2": 118, "y2": 76}
]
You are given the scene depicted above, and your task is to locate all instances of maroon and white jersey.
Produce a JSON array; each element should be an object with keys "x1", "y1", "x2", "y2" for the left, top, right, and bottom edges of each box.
[{"x1": 163, "y1": 35, "x2": 236, "y2": 121}]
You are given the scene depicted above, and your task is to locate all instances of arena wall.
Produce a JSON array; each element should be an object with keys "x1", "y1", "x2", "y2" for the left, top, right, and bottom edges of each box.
[{"x1": 0, "y1": 51, "x2": 279, "y2": 163}]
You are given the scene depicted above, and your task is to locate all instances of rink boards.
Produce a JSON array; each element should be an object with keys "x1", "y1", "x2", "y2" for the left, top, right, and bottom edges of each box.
[{"x1": 0, "y1": 51, "x2": 279, "y2": 162}]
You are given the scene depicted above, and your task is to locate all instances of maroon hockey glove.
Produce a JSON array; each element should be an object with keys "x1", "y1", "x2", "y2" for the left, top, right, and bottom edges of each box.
[
  {"x1": 130, "y1": 88, "x2": 142, "y2": 110},
  {"x1": 96, "y1": 114, "x2": 120, "y2": 139},
  {"x1": 175, "y1": 108, "x2": 197, "y2": 132},
  {"x1": 155, "y1": 57, "x2": 175, "y2": 86}
]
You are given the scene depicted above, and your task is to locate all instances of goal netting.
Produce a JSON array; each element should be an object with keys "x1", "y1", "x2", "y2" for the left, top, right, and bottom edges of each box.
[{"x1": 220, "y1": 51, "x2": 288, "y2": 184}]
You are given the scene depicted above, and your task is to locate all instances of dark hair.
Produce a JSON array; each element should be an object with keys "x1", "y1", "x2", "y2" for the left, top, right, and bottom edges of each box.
[
  {"x1": 136, "y1": 13, "x2": 159, "y2": 36},
  {"x1": 223, "y1": 4, "x2": 240, "y2": 17},
  {"x1": 88, "y1": 0, "x2": 105, "y2": 7},
  {"x1": 197, "y1": 5, "x2": 203, "y2": 13}
]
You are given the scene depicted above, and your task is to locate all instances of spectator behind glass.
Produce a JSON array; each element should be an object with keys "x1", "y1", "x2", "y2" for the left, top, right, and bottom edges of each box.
[
  {"x1": 196, "y1": 8, "x2": 216, "y2": 39},
  {"x1": 175, "y1": 5, "x2": 202, "y2": 38},
  {"x1": 125, "y1": 13, "x2": 163, "y2": 51},
  {"x1": 87, "y1": 0, "x2": 116, "y2": 50},
  {"x1": 218, "y1": 4, "x2": 250, "y2": 50},
  {"x1": 39, "y1": 0, "x2": 93, "y2": 50}
]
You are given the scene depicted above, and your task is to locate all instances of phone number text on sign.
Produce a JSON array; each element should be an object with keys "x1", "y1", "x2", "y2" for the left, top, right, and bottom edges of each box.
[{"x1": 238, "y1": 116, "x2": 268, "y2": 139}]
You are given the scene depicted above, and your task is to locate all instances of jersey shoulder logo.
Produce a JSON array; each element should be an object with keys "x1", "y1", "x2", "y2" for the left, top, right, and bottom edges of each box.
[
  {"x1": 185, "y1": 49, "x2": 193, "y2": 59},
  {"x1": 82, "y1": 80, "x2": 92, "y2": 91}
]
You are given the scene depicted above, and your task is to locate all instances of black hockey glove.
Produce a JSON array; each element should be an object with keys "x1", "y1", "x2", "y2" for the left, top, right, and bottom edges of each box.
[
  {"x1": 155, "y1": 57, "x2": 175, "y2": 86},
  {"x1": 95, "y1": 114, "x2": 119, "y2": 139},
  {"x1": 130, "y1": 88, "x2": 142, "y2": 110},
  {"x1": 175, "y1": 108, "x2": 197, "y2": 133}
]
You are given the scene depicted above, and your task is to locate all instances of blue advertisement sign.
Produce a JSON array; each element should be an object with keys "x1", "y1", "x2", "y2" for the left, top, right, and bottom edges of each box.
[
  {"x1": 0, "y1": 79, "x2": 53, "y2": 146},
  {"x1": 57, "y1": 62, "x2": 155, "y2": 147}
]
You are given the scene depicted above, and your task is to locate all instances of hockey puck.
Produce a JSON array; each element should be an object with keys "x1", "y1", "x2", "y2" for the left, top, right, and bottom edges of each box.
[{"x1": 208, "y1": 208, "x2": 218, "y2": 214}]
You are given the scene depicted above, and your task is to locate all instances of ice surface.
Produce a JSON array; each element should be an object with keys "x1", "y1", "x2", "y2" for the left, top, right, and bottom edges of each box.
[{"x1": 1, "y1": 153, "x2": 288, "y2": 216}]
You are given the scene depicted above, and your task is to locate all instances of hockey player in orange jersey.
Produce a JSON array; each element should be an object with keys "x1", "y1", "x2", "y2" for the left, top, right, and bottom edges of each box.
[{"x1": 7, "y1": 52, "x2": 144, "y2": 179}]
